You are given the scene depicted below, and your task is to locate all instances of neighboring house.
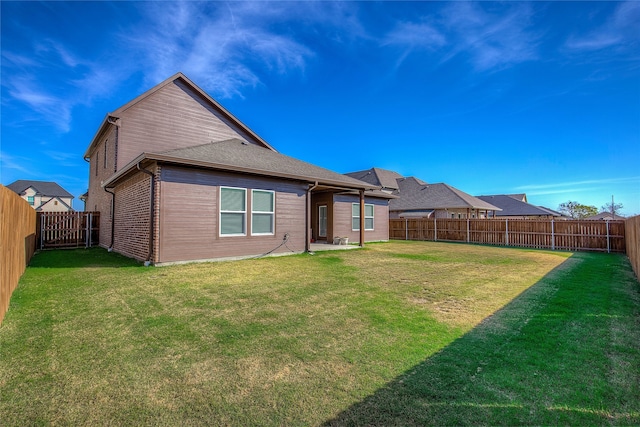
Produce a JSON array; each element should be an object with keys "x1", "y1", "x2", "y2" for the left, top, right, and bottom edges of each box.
[
  {"x1": 477, "y1": 194, "x2": 564, "y2": 219},
  {"x1": 346, "y1": 168, "x2": 501, "y2": 219},
  {"x1": 390, "y1": 177, "x2": 500, "y2": 219},
  {"x1": 84, "y1": 72, "x2": 390, "y2": 265},
  {"x1": 6, "y1": 180, "x2": 74, "y2": 212},
  {"x1": 583, "y1": 212, "x2": 626, "y2": 221}
]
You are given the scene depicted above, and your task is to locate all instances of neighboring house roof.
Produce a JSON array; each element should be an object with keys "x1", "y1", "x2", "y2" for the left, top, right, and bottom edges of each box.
[
  {"x1": 390, "y1": 177, "x2": 501, "y2": 211},
  {"x1": 477, "y1": 195, "x2": 561, "y2": 217},
  {"x1": 583, "y1": 212, "x2": 626, "y2": 220},
  {"x1": 83, "y1": 72, "x2": 276, "y2": 160},
  {"x1": 6, "y1": 180, "x2": 73, "y2": 198},
  {"x1": 537, "y1": 206, "x2": 567, "y2": 217},
  {"x1": 103, "y1": 138, "x2": 378, "y2": 191},
  {"x1": 345, "y1": 168, "x2": 403, "y2": 191},
  {"x1": 397, "y1": 210, "x2": 434, "y2": 218}
]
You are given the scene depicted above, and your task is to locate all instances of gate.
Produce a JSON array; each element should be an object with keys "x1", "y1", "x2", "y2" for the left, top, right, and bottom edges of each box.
[{"x1": 36, "y1": 212, "x2": 100, "y2": 249}]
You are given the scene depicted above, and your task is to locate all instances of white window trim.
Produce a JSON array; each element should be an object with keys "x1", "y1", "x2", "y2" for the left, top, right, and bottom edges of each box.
[
  {"x1": 219, "y1": 186, "x2": 247, "y2": 237},
  {"x1": 251, "y1": 189, "x2": 275, "y2": 236},
  {"x1": 352, "y1": 203, "x2": 375, "y2": 231}
]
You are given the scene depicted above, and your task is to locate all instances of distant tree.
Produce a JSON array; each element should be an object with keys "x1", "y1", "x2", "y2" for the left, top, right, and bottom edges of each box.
[
  {"x1": 601, "y1": 201, "x2": 624, "y2": 216},
  {"x1": 558, "y1": 201, "x2": 598, "y2": 219}
]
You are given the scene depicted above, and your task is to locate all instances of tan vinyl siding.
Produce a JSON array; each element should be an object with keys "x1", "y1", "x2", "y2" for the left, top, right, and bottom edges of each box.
[
  {"x1": 117, "y1": 81, "x2": 254, "y2": 171},
  {"x1": 333, "y1": 194, "x2": 389, "y2": 243},
  {"x1": 156, "y1": 166, "x2": 306, "y2": 264}
]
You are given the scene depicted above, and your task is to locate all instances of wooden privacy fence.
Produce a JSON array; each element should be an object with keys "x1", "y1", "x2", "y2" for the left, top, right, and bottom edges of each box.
[
  {"x1": 1, "y1": 185, "x2": 37, "y2": 325},
  {"x1": 626, "y1": 215, "x2": 640, "y2": 279},
  {"x1": 37, "y1": 212, "x2": 100, "y2": 250},
  {"x1": 390, "y1": 218, "x2": 626, "y2": 253}
]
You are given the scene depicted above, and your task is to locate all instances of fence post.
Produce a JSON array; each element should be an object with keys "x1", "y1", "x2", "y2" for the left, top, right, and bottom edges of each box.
[
  {"x1": 551, "y1": 219, "x2": 555, "y2": 251},
  {"x1": 467, "y1": 218, "x2": 470, "y2": 243},
  {"x1": 434, "y1": 217, "x2": 437, "y2": 242},
  {"x1": 505, "y1": 219, "x2": 509, "y2": 246},
  {"x1": 40, "y1": 214, "x2": 44, "y2": 250},
  {"x1": 606, "y1": 220, "x2": 610, "y2": 254},
  {"x1": 86, "y1": 213, "x2": 92, "y2": 248},
  {"x1": 405, "y1": 218, "x2": 408, "y2": 241}
]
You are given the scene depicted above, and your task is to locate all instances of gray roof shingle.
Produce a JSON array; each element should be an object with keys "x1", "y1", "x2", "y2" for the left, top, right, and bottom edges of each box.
[
  {"x1": 477, "y1": 195, "x2": 561, "y2": 217},
  {"x1": 345, "y1": 168, "x2": 403, "y2": 190},
  {"x1": 6, "y1": 180, "x2": 74, "y2": 198},
  {"x1": 390, "y1": 178, "x2": 500, "y2": 211},
  {"x1": 105, "y1": 139, "x2": 377, "y2": 190}
]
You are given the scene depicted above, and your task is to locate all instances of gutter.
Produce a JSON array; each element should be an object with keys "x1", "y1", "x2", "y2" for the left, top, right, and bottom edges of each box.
[
  {"x1": 137, "y1": 163, "x2": 156, "y2": 266},
  {"x1": 102, "y1": 152, "x2": 377, "y2": 192}
]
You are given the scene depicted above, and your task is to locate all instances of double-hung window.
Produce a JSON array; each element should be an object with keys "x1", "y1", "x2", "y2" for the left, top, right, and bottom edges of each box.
[
  {"x1": 27, "y1": 196, "x2": 34, "y2": 205},
  {"x1": 352, "y1": 203, "x2": 374, "y2": 231},
  {"x1": 251, "y1": 190, "x2": 275, "y2": 235},
  {"x1": 220, "y1": 187, "x2": 246, "y2": 236}
]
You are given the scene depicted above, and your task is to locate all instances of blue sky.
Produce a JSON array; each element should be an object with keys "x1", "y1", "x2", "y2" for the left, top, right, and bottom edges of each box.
[{"x1": 2, "y1": 1, "x2": 639, "y2": 215}]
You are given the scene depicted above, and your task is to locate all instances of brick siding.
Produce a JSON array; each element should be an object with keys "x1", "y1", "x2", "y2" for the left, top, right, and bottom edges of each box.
[{"x1": 113, "y1": 169, "x2": 153, "y2": 261}]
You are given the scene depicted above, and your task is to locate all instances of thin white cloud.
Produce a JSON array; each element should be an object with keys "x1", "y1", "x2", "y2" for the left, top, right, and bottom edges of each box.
[
  {"x1": 515, "y1": 176, "x2": 640, "y2": 197},
  {"x1": 565, "y1": 1, "x2": 640, "y2": 52},
  {"x1": 516, "y1": 176, "x2": 640, "y2": 191},
  {"x1": 124, "y1": 1, "x2": 313, "y2": 99},
  {"x1": 0, "y1": 152, "x2": 33, "y2": 177},
  {"x1": 381, "y1": 2, "x2": 539, "y2": 73},
  {"x1": 7, "y1": 78, "x2": 72, "y2": 132},
  {"x1": 439, "y1": 2, "x2": 539, "y2": 71}
]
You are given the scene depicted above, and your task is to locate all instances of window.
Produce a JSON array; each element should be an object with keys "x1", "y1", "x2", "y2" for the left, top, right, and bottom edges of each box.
[
  {"x1": 352, "y1": 203, "x2": 374, "y2": 231},
  {"x1": 27, "y1": 196, "x2": 34, "y2": 205},
  {"x1": 220, "y1": 187, "x2": 246, "y2": 236},
  {"x1": 104, "y1": 139, "x2": 108, "y2": 168},
  {"x1": 251, "y1": 190, "x2": 275, "y2": 235},
  {"x1": 95, "y1": 152, "x2": 99, "y2": 176}
]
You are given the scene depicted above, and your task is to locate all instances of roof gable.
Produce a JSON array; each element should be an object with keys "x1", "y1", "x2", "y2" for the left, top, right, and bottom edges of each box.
[
  {"x1": 36, "y1": 196, "x2": 73, "y2": 211},
  {"x1": 84, "y1": 72, "x2": 276, "y2": 159}
]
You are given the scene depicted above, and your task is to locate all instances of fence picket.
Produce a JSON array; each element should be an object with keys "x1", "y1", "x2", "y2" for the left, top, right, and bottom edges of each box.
[
  {"x1": 389, "y1": 218, "x2": 625, "y2": 253},
  {"x1": 37, "y1": 212, "x2": 100, "y2": 249}
]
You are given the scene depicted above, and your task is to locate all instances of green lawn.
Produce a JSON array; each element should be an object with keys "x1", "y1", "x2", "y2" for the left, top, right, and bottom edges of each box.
[{"x1": 0, "y1": 242, "x2": 638, "y2": 426}]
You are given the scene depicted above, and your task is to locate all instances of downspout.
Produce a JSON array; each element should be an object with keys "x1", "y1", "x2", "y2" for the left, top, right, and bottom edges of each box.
[
  {"x1": 137, "y1": 163, "x2": 156, "y2": 266},
  {"x1": 359, "y1": 190, "x2": 365, "y2": 247},
  {"x1": 306, "y1": 182, "x2": 319, "y2": 253},
  {"x1": 104, "y1": 187, "x2": 116, "y2": 251}
]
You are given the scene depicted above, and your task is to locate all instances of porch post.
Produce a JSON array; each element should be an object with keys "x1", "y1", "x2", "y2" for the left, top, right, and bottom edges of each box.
[
  {"x1": 359, "y1": 190, "x2": 365, "y2": 247},
  {"x1": 306, "y1": 187, "x2": 311, "y2": 252}
]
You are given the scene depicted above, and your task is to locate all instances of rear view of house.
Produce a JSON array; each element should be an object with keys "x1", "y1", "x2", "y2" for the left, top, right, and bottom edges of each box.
[
  {"x1": 7, "y1": 180, "x2": 74, "y2": 212},
  {"x1": 84, "y1": 73, "x2": 389, "y2": 265}
]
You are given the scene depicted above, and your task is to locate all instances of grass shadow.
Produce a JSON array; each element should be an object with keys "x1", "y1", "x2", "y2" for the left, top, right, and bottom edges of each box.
[
  {"x1": 29, "y1": 247, "x2": 142, "y2": 269},
  {"x1": 324, "y1": 252, "x2": 640, "y2": 426}
]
